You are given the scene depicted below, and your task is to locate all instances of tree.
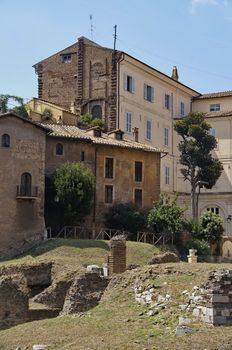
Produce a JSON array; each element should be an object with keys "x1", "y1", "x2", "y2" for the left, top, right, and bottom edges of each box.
[
  {"x1": 78, "y1": 112, "x2": 106, "y2": 129},
  {"x1": 198, "y1": 211, "x2": 224, "y2": 244},
  {"x1": 54, "y1": 162, "x2": 95, "y2": 224},
  {"x1": 0, "y1": 94, "x2": 28, "y2": 118},
  {"x1": 147, "y1": 193, "x2": 186, "y2": 238},
  {"x1": 174, "y1": 112, "x2": 223, "y2": 219},
  {"x1": 105, "y1": 202, "x2": 147, "y2": 238}
]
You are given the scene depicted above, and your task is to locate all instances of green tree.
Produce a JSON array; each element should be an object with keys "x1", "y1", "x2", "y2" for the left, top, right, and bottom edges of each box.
[
  {"x1": 174, "y1": 112, "x2": 223, "y2": 219},
  {"x1": 0, "y1": 94, "x2": 28, "y2": 118},
  {"x1": 147, "y1": 193, "x2": 186, "y2": 237},
  {"x1": 197, "y1": 211, "x2": 224, "y2": 244},
  {"x1": 78, "y1": 112, "x2": 106, "y2": 129},
  {"x1": 54, "y1": 162, "x2": 95, "y2": 224},
  {"x1": 105, "y1": 202, "x2": 147, "y2": 238}
]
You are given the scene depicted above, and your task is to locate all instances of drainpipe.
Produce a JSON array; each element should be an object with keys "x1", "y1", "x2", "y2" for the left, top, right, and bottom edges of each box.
[
  {"x1": 117, "y1": 52, "x2": 124, "y2": 129},
  {"x1": 92, "y1": 146, "x2": 98, "y2": 239}
]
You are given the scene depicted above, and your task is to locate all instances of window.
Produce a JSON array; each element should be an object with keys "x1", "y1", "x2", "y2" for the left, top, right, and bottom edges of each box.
[
  {"x1": 207, "y1": 207, "x2": 219, "y2": 215},
  {"x1": 210, "y1": 104, "x2": 220, "y2": 112},
  {"x1": 165, "y1": 94, "x2": 171, "y2": 110},
  {"x1": 126, "y1": 112, "x2": 132, "y2": 133},
  {"x1": 209, "y1": 128, "x2": 216, "y2": 137},
  {"x1": 21, "y1": 172, "x2": 32, "y2": 196},
  {"x1": 2, "y1": 134, "x2": 10, "y2": 147},
  {"x1": 81, "y1": 151, "x2": 85, "y2": 161},
  {"x1": 164, "y1": 127, "x2": 169, "y2": 146},
  {"x1": 180, "y1": 102, "x2": 185, "y2": 116},
  {"x1": 105, "y1": 158, "x2": 114, "y2": 178},
  {"x1": 164, "y1": 166, "x2": 170, "y2": 185},
  {"x1": 135, "y1": 161, "x2": 143, "y2": 182},
  {"x1": 144, "y1": 84, "x2": 154, "y2": 102},
  {"x1": 91, "y1": 105, "x2": 102, "y2": 118},
  {"x1": 124, "y1": 74, "x2": 135, "y2": 93},
  {"x1": 56, "y1": 143, "x2": 63, "y2": 156},
  {"x1": 105, "y1": 185, "x2": 113, "y2": 204},
  {"x1": 62, "y1": 54, "x2": 72, "y2": 63},
  {"x1": 146, "y1": 120, "x2": 152, "y2": 140},
  {"x1": 134, "y1": 189, "x2": 142, "y2": 207}
]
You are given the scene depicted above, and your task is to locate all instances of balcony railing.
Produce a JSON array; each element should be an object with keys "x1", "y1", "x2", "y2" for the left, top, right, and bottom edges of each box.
[{"x1": 16, "y1": 186, "x2": 38, "y2": 198}]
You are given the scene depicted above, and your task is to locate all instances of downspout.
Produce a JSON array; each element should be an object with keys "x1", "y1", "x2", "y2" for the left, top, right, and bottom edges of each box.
[
  {"x1": 92, "y1": 145, "x2": 98, "y2": 238},
  {"x1": 117, "y1": 52, "x2": 124, "y2": 129}
]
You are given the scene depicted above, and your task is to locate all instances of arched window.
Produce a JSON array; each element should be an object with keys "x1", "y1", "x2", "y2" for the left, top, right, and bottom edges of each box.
[
  {"x1": 56, "y1": 143, "x2": 63, "y2": 155},
  {"x1": 2, "y1": 134, "x2": 10, "y2": 147},
  {"x1": 21, "y1": 172, "x2": 32, "y2": 196},
  {"x1": 91, "y1": 105, "x2": 102, "y2": 119}
]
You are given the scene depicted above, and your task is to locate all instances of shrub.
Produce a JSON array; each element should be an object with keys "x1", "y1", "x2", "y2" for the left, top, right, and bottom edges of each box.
[
  {"x1": 105, "y1": 202, "x2": 147, "y2": 238},
  {"x1": 184, "y1": 239, "x2": 210, "y2": 256},
  {"x1": 199, "y1": 211, "x2": 224, "y2": 244}
]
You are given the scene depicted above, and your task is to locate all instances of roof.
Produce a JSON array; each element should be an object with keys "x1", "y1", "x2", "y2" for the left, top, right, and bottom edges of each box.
[
  {"x1": 204, "y1": 110, "x2": 232, "y2": 118},
  {"x1": 27, "y1": 98, "x2": 79, "y2": 116},
  {"x1": 122, "y1": 52, "x2": 200, "y2": 96},
  {"x1": 44, "y1": 123, "x2": 163, "y2": 153},
  {"x1": 194, "y1": 90, "x2": 232, "y2": 100},
  {"x1": 0, "y1": 112, "x2": 50, "y2": 133}
]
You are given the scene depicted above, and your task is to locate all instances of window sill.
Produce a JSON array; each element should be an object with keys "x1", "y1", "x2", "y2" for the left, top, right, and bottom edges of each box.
[{"x1": 16, "y1": 196, "x2": 37, "y2": 200}]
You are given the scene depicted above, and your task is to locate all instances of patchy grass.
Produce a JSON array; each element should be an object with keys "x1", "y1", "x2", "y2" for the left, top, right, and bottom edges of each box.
[{"x1": 1, "y1": 242, "x2": 232, "y2": 349}]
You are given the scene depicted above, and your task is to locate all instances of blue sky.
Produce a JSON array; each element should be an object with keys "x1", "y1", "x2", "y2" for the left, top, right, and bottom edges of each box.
[{"x1": 1, "y1": 0, "x2": 232, "y2": 102}]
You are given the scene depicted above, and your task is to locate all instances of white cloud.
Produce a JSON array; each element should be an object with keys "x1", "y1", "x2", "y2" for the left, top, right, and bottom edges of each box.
[{"x1": 191, "y1": 0, "x2": 228, "y2": 13}]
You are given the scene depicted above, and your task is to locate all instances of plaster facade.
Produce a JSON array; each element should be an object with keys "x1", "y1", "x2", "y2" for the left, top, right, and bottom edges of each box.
[{"x1": 0, "y1": 114, "x2": 47, "y2": 260}]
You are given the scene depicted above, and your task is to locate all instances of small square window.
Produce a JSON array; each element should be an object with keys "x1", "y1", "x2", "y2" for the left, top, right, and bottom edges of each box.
[
  {"x1": 164, "y1": 166, "x2": 170, "y2": 185},
  {"x1": 164, "y1": 127, "x2": 169, "y2": 146},
  {"x1": 63, "y1": 54, "x2": 72, "y2": 63},
  {"x1": 56, "y1": 143, "x2": 63, "y2": 155},
  {"x1": 180, "y1": 102, "x2": 185, "y2": 116},
  {"x1": 210, "y1": 104, "x2": 220, "y2": 112},
  {"x1": 81, "y1": 151, "x2": 85, "y2": 161},
  {"x1": 126, "y1": 112, "x2": 132, "y2": 133},
  {"x1": 124, "y1": 74, "x2": 135, "y2": 93}
]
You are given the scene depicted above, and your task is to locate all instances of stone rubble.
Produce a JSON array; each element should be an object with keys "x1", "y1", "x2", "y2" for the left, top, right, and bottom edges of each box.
[{"x1": 185, "y1": 269, "x2": 232, "y2": 325}]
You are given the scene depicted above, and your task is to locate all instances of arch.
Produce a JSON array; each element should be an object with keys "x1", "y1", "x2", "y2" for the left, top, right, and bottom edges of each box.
[
  {"x1": 91, "y1": 105, "x2": 102, "y2": 119},
  {"x1": 2, "y1": 134, "x2": 10, "y2": 147},
  {"x1": 21, "y1": 172, "x2": 32, "y2": 196},
  {"x1": 56, "y1": 143, "x2": 63, "y2": 155}
]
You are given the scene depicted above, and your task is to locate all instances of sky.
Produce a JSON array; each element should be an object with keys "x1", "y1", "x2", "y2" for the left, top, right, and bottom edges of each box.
[{"x1": 1, "y1": 0, "x2": 232, "y2": 103}]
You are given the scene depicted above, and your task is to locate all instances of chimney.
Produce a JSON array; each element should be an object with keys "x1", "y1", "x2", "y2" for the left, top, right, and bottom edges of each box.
[
  {"x1": 133, "y1": 127, "x2": 139, "y2": 142},
  {"x1": 171, "y1": 66, "x2": 179, "y2": 81}
]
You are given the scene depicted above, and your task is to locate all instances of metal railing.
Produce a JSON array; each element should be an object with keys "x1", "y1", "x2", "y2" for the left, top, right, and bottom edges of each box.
[{"x1": 16, "y1": 185, "x2": 38, "y2": 198}]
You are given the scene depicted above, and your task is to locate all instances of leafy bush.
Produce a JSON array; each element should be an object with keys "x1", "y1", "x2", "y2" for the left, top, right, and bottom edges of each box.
[
  {"x1": 198, "y1": 211, "x2": 224, "y2": 244},
  {"x1": 54, "y1": 162, "x2": 95, "y2": 224},
  {"x1": 105, "y1": 202, "x2": 147, "y2": 238},
  {"x1": 147, "y1": 193, "x2": 186, "y2": 237},
  {"x1": 184, "y1": 239, "x2": 210, "y2": 256}
]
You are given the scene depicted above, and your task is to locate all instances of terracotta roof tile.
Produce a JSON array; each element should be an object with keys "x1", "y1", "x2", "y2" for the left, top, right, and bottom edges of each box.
[
  {"x1": 194, "y1": 91, "x2": 232, "y2": 100},
  {"x1": 44, "y1": 124, "x2": 163, "y2": 153},
  {"x1": 204, "y1": 110, "x2": 232, "y2": 118}
]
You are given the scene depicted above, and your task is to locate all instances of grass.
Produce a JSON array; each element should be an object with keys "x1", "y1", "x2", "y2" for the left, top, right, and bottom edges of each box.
[{"x1": 1, "y1": 240, "x2": 232, "y2": 349}]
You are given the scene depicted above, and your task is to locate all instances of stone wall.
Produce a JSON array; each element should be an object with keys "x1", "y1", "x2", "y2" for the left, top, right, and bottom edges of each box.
[
  {"x1": 0, "y1": 275, "x2": 28, "y2": 329},
  {"x1": 0, "y1": 114, "x2": 47, "y2": 260},
  {"x1": 62, "y1": 272, "x2": 109, "y2": 314},
  {"x1": 187, "y1": 269, "x2": 232, "y2": 325},
  {"x1": 107, "y1": 236, "x2": 126, "y2": 274}
]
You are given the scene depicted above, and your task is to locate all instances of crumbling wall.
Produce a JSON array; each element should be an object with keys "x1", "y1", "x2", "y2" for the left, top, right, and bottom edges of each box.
[
  {"x1": 0, "y1": 275, "x2": 28, "y2": 329},
  {"x1": 62, "y1": 272, "x2": 108, "y2": 314},
  {"x1": 187, "y1": 269, "x2": 232, "y2": 325},
  {"x1": 107, "y1": 235, "x2": 126, "y2": 275}
]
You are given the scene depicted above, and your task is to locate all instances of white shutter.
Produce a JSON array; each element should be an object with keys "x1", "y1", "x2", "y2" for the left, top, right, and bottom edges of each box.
[
  {"x1": 132, "y1": 77, "x2": 135, "y2": 93},
  {"x1": 123, "y1": 73, "x2": 127, "y2": 91},
  {"x1": 151, "y1": 87, "x2": 154, "y2": 102},
  {"x1": 144, "y1": 83, "x2": 147, "y2": 100}
]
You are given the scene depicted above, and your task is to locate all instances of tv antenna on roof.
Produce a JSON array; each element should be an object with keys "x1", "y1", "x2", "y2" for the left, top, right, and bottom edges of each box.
[{"x1": 90, "y1": 14, "x2": 94, "y2": 40}]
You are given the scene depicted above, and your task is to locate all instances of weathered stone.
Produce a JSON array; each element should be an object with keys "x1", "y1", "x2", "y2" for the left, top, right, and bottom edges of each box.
[
  {"x1": 148, "y1": 251, "x2": 180, "y2": 265},
  {"x1": 175, "y1": 326, "x2": 194, "y2": 336},
  {"x1": 62, "y1": 272, "x2": 108, "y2": 314},
  {"x1": 178, "y1": 317, "x2": 192, "y2": 326}
]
